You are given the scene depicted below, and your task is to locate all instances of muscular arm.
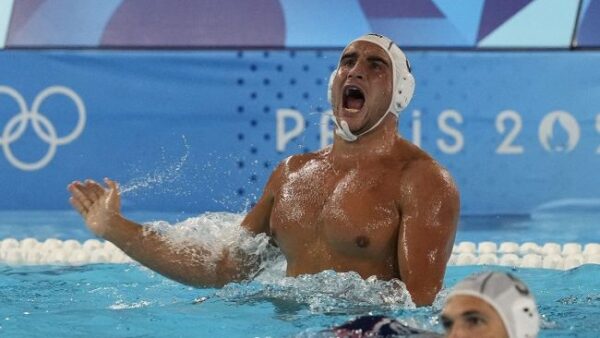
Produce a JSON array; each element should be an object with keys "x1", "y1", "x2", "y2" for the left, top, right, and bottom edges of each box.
[
  {"x1": 95, "y1": 214, "x2": 240, "y2": 287},
  {"x1": 68, "y1": 166, "x2": 282, "y2": 288},
  {"x1": 397, "y1": 161, "x2": 459, "y2": 306}
]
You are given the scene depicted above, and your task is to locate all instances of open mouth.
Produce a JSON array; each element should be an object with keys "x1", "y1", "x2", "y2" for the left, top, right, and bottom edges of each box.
[{"x1": 343, "y1": 85, "x2": 365, "y2": 113}]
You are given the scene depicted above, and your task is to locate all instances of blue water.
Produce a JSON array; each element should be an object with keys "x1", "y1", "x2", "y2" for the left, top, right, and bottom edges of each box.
[
  {"x1": 1, "y1": 264, "x2": 598, "y2": 337},
  {"x1": 0, "y1": 211, "x2": 598, "y2": 337}
]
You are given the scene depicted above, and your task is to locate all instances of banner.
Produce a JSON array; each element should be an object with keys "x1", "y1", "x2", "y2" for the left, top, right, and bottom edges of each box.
[
  {"x1": 3, "y1": 0, "x2": 587, "y2": 49},
  {"x1": 0, "y1": 50, "x2": 599, "y2": 215}
]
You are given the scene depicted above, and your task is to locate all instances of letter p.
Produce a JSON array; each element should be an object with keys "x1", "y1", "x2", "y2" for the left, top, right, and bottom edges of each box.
[{"x1": 276, "y1": 109, "x2": 305, "y2": 152}]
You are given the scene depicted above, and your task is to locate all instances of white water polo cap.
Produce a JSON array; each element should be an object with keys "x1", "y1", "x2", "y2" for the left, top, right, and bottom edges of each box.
[
  {"x1": 327, "y1": 33, "x2": 415, "y2": 142},
  {"x1": 447, "y1": 272, "x2": 540, "y2": 338}
]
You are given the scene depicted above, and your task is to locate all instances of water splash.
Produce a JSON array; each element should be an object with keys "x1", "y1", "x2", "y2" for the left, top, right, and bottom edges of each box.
[
  {"x1": 120, "y1": 135, "x2": 190, "y2": 195},
  {"x1": 143, "y1": 212, "x2": 279, "y2": 274},
  {"x1": 109, "y1": 300, "x2": 152, "y2": 310},
  {"x1": 142, "y1": 211, "x2": 415, "y2": 314},
  {"x1": 217, "y1": 270, "x2": 415, "y2": 314}
]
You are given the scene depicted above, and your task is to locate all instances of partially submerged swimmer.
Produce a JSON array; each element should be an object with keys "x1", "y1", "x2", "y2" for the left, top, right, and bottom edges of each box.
[
  {"x1": 68, "y1": 34, "x2": 459, "y2": 306},
  {"x1": 332, "y1": 315, "x2": 442, "y2": 337},
  {"x1": 329, "y1": 271, "x2": 539, "y2": 338},
  {"x1": 441, "y1": 271, "x2": 540, "y2": 338}
]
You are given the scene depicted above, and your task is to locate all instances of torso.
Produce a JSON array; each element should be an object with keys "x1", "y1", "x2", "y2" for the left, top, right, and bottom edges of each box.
[{"x1": 269, "y1": 137, "x2": 430, "y2": 280}]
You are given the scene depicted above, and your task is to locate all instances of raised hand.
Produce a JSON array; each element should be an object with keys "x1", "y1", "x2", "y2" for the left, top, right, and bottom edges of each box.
[{"x1": 68, "y1": 178, "x2": 122, "y2": 238}]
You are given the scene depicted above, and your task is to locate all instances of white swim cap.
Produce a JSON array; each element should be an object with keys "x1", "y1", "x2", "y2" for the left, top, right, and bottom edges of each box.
[
  {"x1": 447, "y1": 272, "x2": 540, "y2": 338},
  {"x1": 327, "y1": 33, "x2": 415, "y2": 142}
]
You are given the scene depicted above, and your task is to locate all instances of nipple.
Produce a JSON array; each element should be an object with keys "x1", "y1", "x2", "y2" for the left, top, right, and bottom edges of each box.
[{"x1": 355, "y1": 236, "x2": 370, "y2": 248}]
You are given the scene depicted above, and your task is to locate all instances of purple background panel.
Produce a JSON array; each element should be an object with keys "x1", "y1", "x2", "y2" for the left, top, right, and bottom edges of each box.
[
  {"x1": 7, "y1": 0, "x2": 123, "y2": 47},
  {"x1": 577, "y1": 0, "x2": 600, "y2": 47},
  {"x1": 359, "y1": 0, "x2": 444, "y2": 18},
  {"x1": 101, "y1": 0, "x2": 285, "y2": 47},
  {"x1": 477, "y1": 0, "x2": 532, "y2": 41},
  {"x1": 6, "y1": 0, "x2": 45, "y2": 43},
  {"x1": 369, "y1": 18, "x2": 470, "y2": 47},
  {"x1": 1, "y1": 0, "x2": 592, "y2": 49}
]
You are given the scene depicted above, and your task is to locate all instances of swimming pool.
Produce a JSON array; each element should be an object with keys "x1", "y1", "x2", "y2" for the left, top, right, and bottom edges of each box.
[{"x1": 0, "y1": 211, "x2": 598, "y2": 337}]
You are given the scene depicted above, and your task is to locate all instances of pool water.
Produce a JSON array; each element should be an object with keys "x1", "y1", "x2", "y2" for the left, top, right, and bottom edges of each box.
[{"x1": 0, "y1": 211, "x2": 598, "y2": 337}]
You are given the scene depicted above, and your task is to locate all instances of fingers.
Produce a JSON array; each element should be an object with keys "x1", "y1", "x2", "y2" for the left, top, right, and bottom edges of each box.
[
  {"x1": 104, "y1": 177, "x2": 119, "y2": 192},
  {"x1": 69, "y1": 196, "x2": 88, "y2": 216},
  {"x1": 70, "y1": 182, "x2": 94, "y2": 210},
  {"x1": 104, "y1": 178, "x2": 120, "y2": 199},
  {"x1": 67, "y1": 178, "x2": 119, "y2": 215},
  {"x1": 85, "y1": 180, "x2": 105, "y2": 200},
  {"x1": 68, "y1": 179, "x2": 104, "y2": 210}
]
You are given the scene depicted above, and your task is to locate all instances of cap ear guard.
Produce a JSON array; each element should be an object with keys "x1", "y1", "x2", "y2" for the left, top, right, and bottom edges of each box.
[
  {"x1": 510, "y1": 297, "x2": 540, "y2": 338},
  {"x1": 393, "y1": 57, "x2": 415, "y2": 113}
]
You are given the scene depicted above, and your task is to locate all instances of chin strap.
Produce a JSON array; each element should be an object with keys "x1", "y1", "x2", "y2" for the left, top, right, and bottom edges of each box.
[
  {"x1": 331, "y1": 117, "x2": 358, "y2": 142},
  {"x1": 330, "y1": 110, "x2": 398, "y2": 142}
]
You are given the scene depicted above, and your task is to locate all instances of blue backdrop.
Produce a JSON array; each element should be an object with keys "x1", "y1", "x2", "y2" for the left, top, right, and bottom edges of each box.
[{"x1": 0, "y1": 50, "x2": 599, "y2": 215}]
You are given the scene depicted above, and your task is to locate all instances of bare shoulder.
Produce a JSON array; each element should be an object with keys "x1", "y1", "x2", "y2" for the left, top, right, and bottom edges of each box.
[
  {"x1": 266, "y1": 148, "x2": 329, "y2": 189},
  {"x1": 278, "y1": 148, "x2": 330, "y2": 173},
  {"x1": 393, "y1": 141, "x2": 459, "y2": 205},
  {"x1": 395, "y1": 155, "x2": 460, "y2": 236},
  {"x1": 404, "y1": 158, "x2": 454, "y2": 186}
]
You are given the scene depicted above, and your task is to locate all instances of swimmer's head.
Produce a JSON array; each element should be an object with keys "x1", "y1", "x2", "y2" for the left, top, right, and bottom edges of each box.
[
  {"x1": 442, "y1": 272, "x2": 540, "y2": 338},
  {"x1": 328, "y1": 33, "x2": 415, "y2": 142}
]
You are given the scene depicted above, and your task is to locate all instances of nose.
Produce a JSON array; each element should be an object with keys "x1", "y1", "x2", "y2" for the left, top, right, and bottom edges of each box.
[
  {"x1": 446, "y1": 327, "x2": 467, "y2": 338},
  {"x1": 347, "y1": 60, "x2": 365, "y2": 80},
  {"x1": 447, "y1": 328, "x2": 458, "y2": 338}
]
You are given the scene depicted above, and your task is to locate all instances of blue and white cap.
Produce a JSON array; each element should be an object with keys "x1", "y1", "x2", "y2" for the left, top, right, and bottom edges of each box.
[
  {"x1": 328, "y1": 33, "x2": 415, "y2": 142},
  {"x1": 447, "y1": 272, "x2": 540, "y2": 338}
]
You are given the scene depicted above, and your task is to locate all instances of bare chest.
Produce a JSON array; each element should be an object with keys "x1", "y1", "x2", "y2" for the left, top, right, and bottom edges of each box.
[{"x1": 270, "y1": 162, "x2": 400, "y2": 258}]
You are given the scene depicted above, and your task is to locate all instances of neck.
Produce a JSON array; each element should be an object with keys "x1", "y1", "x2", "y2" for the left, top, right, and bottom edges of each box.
[{"x1": 330, "y1": 113, "x2": 399, "y2": 164}]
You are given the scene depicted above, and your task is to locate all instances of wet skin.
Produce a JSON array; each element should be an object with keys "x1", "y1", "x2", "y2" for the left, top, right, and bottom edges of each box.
[
  {"x1": 68, "y1": 40, "x2": 459, "y2": 306},
  {"x1": 441, "y1": 295, "x2": 509, "y2": 338}
]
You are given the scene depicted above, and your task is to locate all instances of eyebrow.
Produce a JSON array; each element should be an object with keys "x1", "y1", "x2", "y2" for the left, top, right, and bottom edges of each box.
[
  {"x1": 367, "y1": 56, "x2": 389, "y2": 66},
  {"x1": 340, "y1": 52, "x2": 357, "y2": 61},
  {"x1": 340, "y1": 52, "x2": 389, "y2": 66},
  {"x1": 461, "y1": 310, "x2": 485, "y2": 318},
  {"x1": 440, "y1": 310, "x2": 485, "y2": 321}
]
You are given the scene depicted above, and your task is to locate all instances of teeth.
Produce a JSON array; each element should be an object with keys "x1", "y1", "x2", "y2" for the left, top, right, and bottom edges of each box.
[
  {"x1": 346, "y1": 108, "x2": 360, "y2": 113},
  {"x1": 345, "y1": 86, "x2": 359, "y2": 96}
]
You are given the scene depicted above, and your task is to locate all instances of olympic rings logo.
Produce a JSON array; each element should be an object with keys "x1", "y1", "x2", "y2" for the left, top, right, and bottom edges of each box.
[{"x1": 0, "y1": 86, "x2": 85, "y2": 171}]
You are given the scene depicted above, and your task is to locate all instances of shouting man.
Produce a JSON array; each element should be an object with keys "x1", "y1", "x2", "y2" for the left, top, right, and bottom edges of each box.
[{"x1": 68, "y1": 34, "x2": 459, "y2": 306}]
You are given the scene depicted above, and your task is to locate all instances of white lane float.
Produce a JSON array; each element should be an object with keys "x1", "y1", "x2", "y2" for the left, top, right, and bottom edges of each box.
[{"x1": 0, "y1": 238, "x2": 598, "y2": 270}]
